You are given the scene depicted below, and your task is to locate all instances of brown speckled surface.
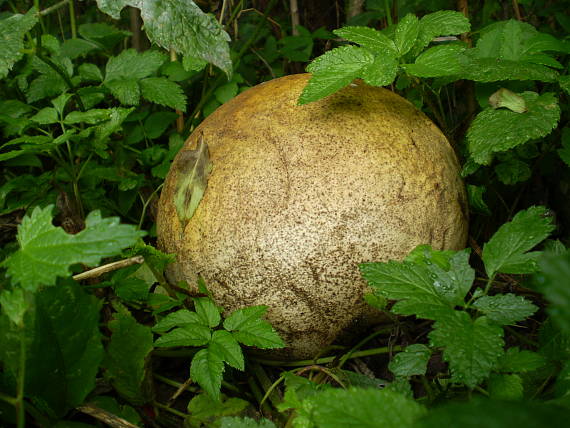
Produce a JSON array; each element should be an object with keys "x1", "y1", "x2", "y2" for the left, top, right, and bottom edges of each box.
[{"x1": 157, "y1": 74, "x2": 468, "y2": 359}]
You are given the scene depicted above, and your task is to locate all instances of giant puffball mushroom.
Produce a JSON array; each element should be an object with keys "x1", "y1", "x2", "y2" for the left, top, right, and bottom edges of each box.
[{"x1": 156, "y1": 74, "x2": 468, "y2": 359}]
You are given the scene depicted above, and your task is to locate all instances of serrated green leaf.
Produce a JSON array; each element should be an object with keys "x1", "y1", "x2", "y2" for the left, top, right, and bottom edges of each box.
[
  {"x1": 194, "y1": 297, "x2": 222, "y2": 328},
  {"x1": 209, "y1": 330, "x2": 244, "y2": 370},
  {"x1": 302, "y1": 388, "x2": 426, "y2": 428},
  {"x1": 173, "y1": 136, "x2": 212, "y2": 230},
  {"x1": 0, "y1": 288, "x2": 27, "y2": 326},
  {"x1": 153, "y1": 309, "x2": 203, "y2": 333},
  {"x1": 3, "y1": 205, "x2": 145, "y2": 291},
  {"x1": 30, "y1": 107, "x2": 59, "y2": 125},
  {"x1": 360, "y1": 259, "x2": 457, "y2": 320},
  {"x1": 64, "y1": 109, "x2": 115, "y2": 125},
  {"x1": 362, "y1": 55, "x2": 398, "y2": 86},
  {"x1": 0, "y1": 8, "x2": 39, "y2": 79},
  {"x1": 105, "y1": 49, "x2": 167, "y2": 80},
  {"x1": 299, "y1": 46, "x2": 373, "y2": 104},
  {"x1": 495, "y1": 159, "x2": 532, "y2": 185},
  {"x1": 223, "y1": 306, "x2": 284, "y2": 349},
  {"x1": 389, "y1": 344, "x2": 431, "y2": 377},
  {"x1": 461, "y1": 56, "x2": 559, "y2": 83},
  {"x1": 395, "y1": 14, "x2": 420, "y2": 56},
  {"x1": 414, "y1": 11, "x2": 470, "y2": 53},
  {"x1": 27, "y1": 73, "x2": 68, "y2": 103},
  {"x1": 140, "y1": 77, "x2": 187, "y2": 111},
  {"x1": 487, "y1": 373, "x2": 523, "y2": 400},
  {"x1": 472, "y1": 294, "x2": 538, "y2": 325},
  {"x1": 60, "y1": 38, "x2": 100, "y2": 59},
  {"x1": 496, "y1": 347, "x2": 546, "y2": 373},
  {"x1": 0, "y1": 281, "x2": 103, "y2": 417},
  {"x1": 536, "y1": 250, "x2": 570, "y2": 333},
  {"x1": 482, "y1": 206, "x2": 555, "y2": 278},
  {"x1": 104, "y1": 305, "x2": 153, "y2": 405},
  {"x1": 333, "y1": 26, "x2": 397, "y2": 56},
  {"x1": 402, "y1": 44, "x2": 465, "y2": 77},
  {"x1": 191, "y1": 347, "x2": 224, "y2": 401},
  {"x1": 429, "y1": 312, "x2": 504, "y2": 388},
  {"x1": 467, "y1": 92, "x2": 560, "y2": 165},
  {"x1": 78, "y1": 63, "x2": 103, "y2": 82},
  {"x1": 219, "y1": 417, "x2": 276, "y2": 428},
  {"x1": 188, "y1": 394, "x2": 251, "y2": 427},
  {"x1": 154, "y1": 324, "x2": 211, "y2": 347},
  {"x1": 105, "y1": 79, "x2": 141, "y2": 105}
]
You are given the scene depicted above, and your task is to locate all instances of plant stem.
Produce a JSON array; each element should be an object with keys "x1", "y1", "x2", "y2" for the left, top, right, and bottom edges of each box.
[
  {"x1": 138, "y1": 183, "x2": 163, "y2": 230},
  {"x1": 68, "y1": 0, "x2": 77, "y2": 38},
  {"x1": 15, "y1": 327, "x2": 27, "y2": 428},
  {"x1": 38, "y1": 0, "x2": 70, "y2": 16},
  {"x1": 383, "y1": 0, "x2": 392, "y2": 26},
  {"x1": 338, "y1": 327, "x2": 392, "y2": 368},
  {"x1": 153, "y1": 401, "x2": 188, "y2": 419}
]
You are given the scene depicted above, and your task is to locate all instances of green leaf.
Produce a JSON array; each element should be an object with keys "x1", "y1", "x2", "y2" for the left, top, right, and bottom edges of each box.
[
  {"x1": 395, "y1": 14, "x2": 420, "y2": 56},
  {"x1": 105, "y1": 79, "x2": 141, "y2": 105},
  {"x1": 104, "y1": 305, "x2": 154, "y2": 405},
  {"x1": 105, "y1": 49, "x2": 167, "y2": 80},
  {"x1": 495, "y1": 159, "x2": 532, "y2": 185},
  {"x1": 191, "y1": 347, "x2": 225, "y2": 401},
  {"x1": 414, "y1": 11, "x2": 470, "y2": 53},
  {"x1": 64, "y1": 109, "x2": 119, "y2": 125},
  {"x1": 140, "y1": 77, "x2": 187, "y2": 111},
  {"x1": 429, "y1": 312, "x2": 504, "y2": 388},
  {"x1": 467, "y1": 92, "x2": 560, "y2": 165},
  {"x1": 360, "y1": 259, "x2": 457, "y2": 321},
  {"x1": 560, "y1": 75, "x2": 570, "y2": 96},
  {"x1": 0, "y1": 8, "x2": 39, "y2": 78},
  {"x1": 389, "y1": 344, "x2": 431, "y2": 377},
  {"x1": 0, "y1": 288, "x2": 27, "y2": 326},
  {"x1": 154, "y1": 324, "x2": 211, "y2": 347},
  {"x1": 487, "y1": 374, "x2": 523, "y2": 400},
  {"x1": 402, "y1": 44, "x2": 465, "y2": 77},
  {"x1": 482, "y1": 206, "x2": 555, "y2": 278},
  {"x1": 219, "y1": 417, "x2": 276, "y2": 428},
  {"x1": 95, "y1": 0, "x2": 130, "y2": 19},
  {"x1": 0, "y1": 281, "x2": 103, "y2": 417},
  {"x1": 78, "y1": 63, "x2": 103, "y2": 82},
  {"x1": 223, "y1": 306, "x2": 285, "y2": 349},
  {"x1": 467, "y1": 185, "x2": 491, "y2": 215},
  {"x1": 361, "y1": 55, "x2": 398, "y2": 87},
  {"x1": 535, "y1": 250, "x2": 570, "y2": 333},
  {"x1": 415, "y1": 399, "x2": 570, "y2": 428},
  {"x1": 472, "y1": 294, "x2": 538, "y2": 325},
  {"x1": 209, "y1": 330, "x2": 244, "y2": 371},
  {"x1": 187, "y1": 393, "x2": 251, "y2": 427},
  {"x1": 496, "y1": 347, "x2": 546, "y2": 373},
  {"x1": 299, "y1": 46, "x2": 373, "y2": 104},
  {"x1": 27, "y1": 73, "x2": 67, "y2": 103},
  {"x1": 30, "y1": 107, "x2": 59, "y2": 125},
  {"x1": 302, "y1": 388, "x2": 426, "y2": 428},
  {"x1": 60, "y1": 38, "x2": 100, "y2": 58},
  {"x1": 333, "y1": 26, "x2": 397, "y2": 56},
  {"x1": 153, "y1": 309, "x2": 203, "y2": 333},
  {"x1": 144, "y1": 111, "x2": 179, "y2": 139},
  {"x1": 3, "y1": 205, "x2": 145, "y2": 291},
  {"x1": 174, "y1": 136, "x2": 212, "y2": 229},
  {"x1": 194, "y1": 296, "x2": 222, "y2": 328}
]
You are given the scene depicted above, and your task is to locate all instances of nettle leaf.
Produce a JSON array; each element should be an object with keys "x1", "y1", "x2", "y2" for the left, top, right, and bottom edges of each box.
[
  {"x1": 402, "y1": 44, "x2": 465, "y2": 77},
  {"x1": 472, "y1": 294, "x2": 538, "y2": 325},
  {"x1": 152, "y1": 309, "x2": 202, "y2": 333},
  {"x1": 223, "y1": 306, "x2": 285, "y2": 349},
  {"x1": 299, "y1": 45, "x2": 373, "y2": 104},
  {"x1": 3, "y1": 206, "x2": 145, "y2": 291},
  {"x1": 496, "y1": 347, "x2": 546, "y2": 373},
  {"x1": 209, "y1": 330, "x2": 244, "y2": 371},
  {"x1": 414, "y1": 10, "x2": 470, "y2": 53},
  {"x1": 0, "y1": 7, "x2": 39, "y2": 78},
  {"x1": 333, "y1": 26, "x2": 397, "y2": 56},
  {"x1": 302, "y1": 388, "x2": 426, "y2": 428},
  {"x1": 191, "y1": 347, "x2": 225, "y2": 401},
  {"x1": 360, "y1": 252, "x2": 470, "y2": 320},
  {"x1": 429, "y1": 312, "x2": 504, "y2": 388},
  {"x1": 535, "y1": 250, "x2": 570, "y2": 333},
  {"x1": 467, "y1": 92, "x2": 560, "y2": 165},
  {"x1": 154, "y1": 324, "x2": 211, "y2": 347},
  {"x1": 104, "y1": 305, "x2": 154, "y2": 405},
  {"x1": 362, "y1": 55, "x2": 398, "y2": 87},
  {"x1": 395, "y1": 14, "x2": 420, "y2": 57},
  {"x1": 98, "y1": 0, "x2": 231, "y2": 77},
  {"x1": 140, "y1": 77, "x2": 187, "y2": 111},
  {"x1": 389, "y1": 344, "x2": 431, "y2": 377},
  {"x1": 105, "y1": 49, "x2": 167, "y2": 80},
  {"x1": 174, "y1": 137, "x2": 212, "y2": 229},
  {"x1": 482, "y1": 206, "x2": 555, "y2": 278},
  {"x1": 194, "y1": 297, "x2": 222, "y2": 328}
]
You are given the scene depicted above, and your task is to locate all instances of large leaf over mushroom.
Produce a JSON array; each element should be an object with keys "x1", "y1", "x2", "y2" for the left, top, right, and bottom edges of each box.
[{"x1": 174, "y1": 135, "x2": 212, "y2": 230}]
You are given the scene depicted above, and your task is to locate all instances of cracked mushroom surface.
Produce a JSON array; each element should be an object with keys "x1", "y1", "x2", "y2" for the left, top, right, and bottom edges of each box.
[{"x1": 157, "y1": 73, "x2": 468, "y2": 359}]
